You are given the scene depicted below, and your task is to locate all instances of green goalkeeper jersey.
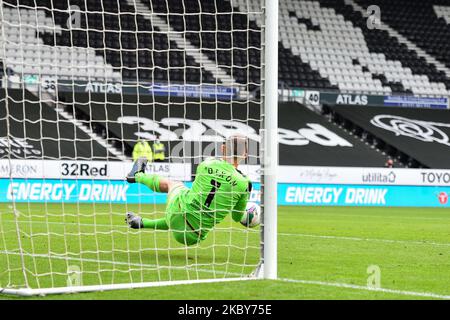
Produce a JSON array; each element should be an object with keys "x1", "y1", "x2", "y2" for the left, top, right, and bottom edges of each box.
[{"x1": 181, "y1": 157, "x2": 252, "y2": 238}]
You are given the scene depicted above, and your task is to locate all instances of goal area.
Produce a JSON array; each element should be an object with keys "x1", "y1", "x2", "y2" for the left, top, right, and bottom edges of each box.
[{"x1": 0, "y1": 0, "x2": 277, "y2": 295}]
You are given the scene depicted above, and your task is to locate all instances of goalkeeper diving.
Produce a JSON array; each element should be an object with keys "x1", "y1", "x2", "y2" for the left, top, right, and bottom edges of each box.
[{"x1": 125, "y1": 134, "x2": 253, "y2": 246}]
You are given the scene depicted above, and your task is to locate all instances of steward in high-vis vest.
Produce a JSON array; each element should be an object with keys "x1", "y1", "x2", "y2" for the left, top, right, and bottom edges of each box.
[
  {"x1": 132, "y1": 140, "x2": 153, "y2": 162},
  {"x1": 153, "y1": 139, "x2": 165, "y2": 162}
]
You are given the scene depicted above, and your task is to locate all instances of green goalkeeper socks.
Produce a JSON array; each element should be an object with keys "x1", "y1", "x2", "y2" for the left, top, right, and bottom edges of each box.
[
  {"x1": 142, "y1": 218, "x2": 169, "y2": 230},
  {"x1": 135, "y1": 173, "x2": 166, "y2": 229},
  {"x1": 134, "y1": 173, "x2": 167, "y2": 229},
  {"x1": 135, "y1": 172, "x2": 161, "y2": 193}
]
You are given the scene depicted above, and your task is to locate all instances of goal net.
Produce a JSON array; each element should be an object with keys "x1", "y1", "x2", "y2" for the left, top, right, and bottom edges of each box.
[{"x1": 0, "y1": 0, "x2": 276, "y2": 295}]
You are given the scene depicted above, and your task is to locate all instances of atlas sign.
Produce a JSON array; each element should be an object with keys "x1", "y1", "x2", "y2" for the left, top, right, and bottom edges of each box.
[{"x1": 336, "y1": 94, "x2": 369, "y2": 105}]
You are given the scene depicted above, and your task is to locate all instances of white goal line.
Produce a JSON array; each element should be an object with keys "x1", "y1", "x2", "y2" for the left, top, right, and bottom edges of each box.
[{"x1": 279, "y1": 278, "x2": 450, "y2": 300}]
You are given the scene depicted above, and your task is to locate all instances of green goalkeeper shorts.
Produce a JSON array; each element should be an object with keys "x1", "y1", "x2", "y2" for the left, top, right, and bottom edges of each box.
[{"x1": 165, "y1": 183, "x2": 201, "y2": 246}]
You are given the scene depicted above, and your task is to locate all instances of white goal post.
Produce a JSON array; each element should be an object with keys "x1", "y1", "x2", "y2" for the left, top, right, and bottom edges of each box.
[{"x1": 0, "y1": 0, "x2": 277, "y2": 296}]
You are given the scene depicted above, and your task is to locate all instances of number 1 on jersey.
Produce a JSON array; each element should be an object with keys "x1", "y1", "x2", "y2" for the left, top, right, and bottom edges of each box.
[{"x1": 205, "y1": 179, "x2": 221, "y2": 207}]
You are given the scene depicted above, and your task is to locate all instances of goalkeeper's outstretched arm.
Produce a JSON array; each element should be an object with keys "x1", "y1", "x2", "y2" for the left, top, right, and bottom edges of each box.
[
  {"x1": 231, "y1": 184, "x2": 251, "y2": 222},
  {"x1": 232, "y1": 199, "x2": 246, "y2": 222}
]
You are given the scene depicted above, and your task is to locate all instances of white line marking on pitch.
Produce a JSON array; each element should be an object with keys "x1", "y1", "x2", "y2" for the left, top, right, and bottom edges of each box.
[
  {"x1": 279, "y1": 232, "x2": 450, "y2": 247},
  {"x1": 279, "y1": 278, "x2": 450, "y2": 300}
]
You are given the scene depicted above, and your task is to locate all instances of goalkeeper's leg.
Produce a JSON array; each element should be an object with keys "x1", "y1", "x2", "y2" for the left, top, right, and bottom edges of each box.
[
  {"x1": 126, "y1": 156, "x2": 181, "y2": 194},
  {"x1": 125, "y1": 157, "x2": 199, "y2": 246},
  {"x1": 125, "y1": 177, "x2": 185, "y2": 231},
  {"x1": 125, "y1": 184, "x2": 200, "y2": 246}
]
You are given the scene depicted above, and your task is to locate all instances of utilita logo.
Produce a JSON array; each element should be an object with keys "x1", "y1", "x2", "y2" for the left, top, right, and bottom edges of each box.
[
  {"x1": 438, "y1": 192, "x2": 448, "y2": 205},
  {"x1": 362, "y1": 171, "x2": 396, "y2": 184}
]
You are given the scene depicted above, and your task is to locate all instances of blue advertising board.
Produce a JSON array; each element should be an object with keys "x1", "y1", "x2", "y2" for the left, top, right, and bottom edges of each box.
[
  {"x1": 0, "y1": 179, "x2": 167, "y2": 204},
  {"x1": 1, "y1": 179, "x2": 449, "y2": 207},
  {"x1": 0, "y1": 178, "x2": 262, "y2": 204},
  {"x1": 383, "y1": 96, "x2": 448, "y2": 109},
  {"x1": 148, "y1": 84, "x2": 237, "y2": 99},
  {"x1": 278, "y1": 183, "x2": 450, "y2": 207}
]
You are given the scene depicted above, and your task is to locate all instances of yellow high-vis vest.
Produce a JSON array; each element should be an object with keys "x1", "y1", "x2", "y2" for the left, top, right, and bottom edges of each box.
[
  {"x1": 132, "y1": 140, "x2": 153, "y2": 161},
  {"x1": 153, "y1": 142, "x2": 165, "y2": 161}
]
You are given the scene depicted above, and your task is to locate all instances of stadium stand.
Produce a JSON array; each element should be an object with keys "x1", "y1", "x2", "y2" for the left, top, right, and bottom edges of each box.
[
  {"x1": 2, "y1": 0, "x2": 450, "y2": 96},
  {"x1": 278, "y1": 102, "x2": 387, "y2": 166},
  {"x1": 59, "y1": 91, "x2": 261, "y2": 163},
  {"x1": 239, "y1": 0, "x2": 450, "y2": 96},
  {"x1": 145, "y1": 0, "x2": 261, "y2": 88},
  {"x1": 0, "y1": 88, "x2": 117, "y2": 160},
  {"x1": 355, "y1": 0, "x2": 450, "y2": 70},
  {"x1": 1, "y1": 0, "x2": 217, "y2": 84},
  {"x1": 57, "y1": 91, "x2": 387, "y2": 166},
  {"x1": 329, "y1": 105, "x2": 450, "y2": 169},
  {"x1": 0, "y1": 4, "x2": 121, "y2": 81}
]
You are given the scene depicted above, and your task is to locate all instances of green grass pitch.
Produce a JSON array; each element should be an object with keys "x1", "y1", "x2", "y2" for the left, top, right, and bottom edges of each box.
[{"x1": 0, "y1": 203, "x2": 449, "y2": 300}]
